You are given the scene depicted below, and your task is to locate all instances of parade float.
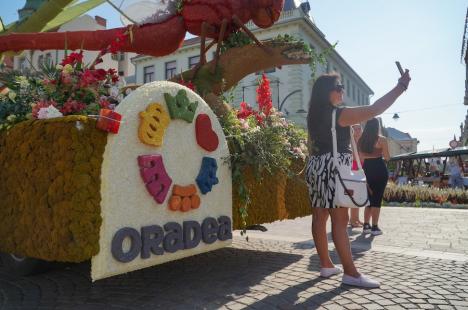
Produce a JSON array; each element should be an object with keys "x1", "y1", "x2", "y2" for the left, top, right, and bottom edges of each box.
[{"x1": 0, "y1": 0, "x2": 317, "y2": 280}]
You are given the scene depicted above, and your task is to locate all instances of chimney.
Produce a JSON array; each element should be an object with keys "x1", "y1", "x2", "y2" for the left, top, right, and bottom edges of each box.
[{"x1": 95, "y1": 16, "x2": 107, "y2": 28}]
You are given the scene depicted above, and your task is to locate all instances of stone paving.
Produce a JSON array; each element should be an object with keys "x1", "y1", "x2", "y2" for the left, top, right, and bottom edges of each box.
[{"x1": 0, "y1": 207, "x2": 467, "y2": 309}]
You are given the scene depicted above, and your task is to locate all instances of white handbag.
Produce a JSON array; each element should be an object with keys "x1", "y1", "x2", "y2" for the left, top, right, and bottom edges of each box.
[{"x1": 331, "y1": 109, "x2": 369, "y2": 208}]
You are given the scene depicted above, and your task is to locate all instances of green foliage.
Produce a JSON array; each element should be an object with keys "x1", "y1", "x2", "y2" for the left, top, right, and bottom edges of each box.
[
  {"x1": 273, "y1": 34, "x2": 336, "y2": 79},
  {"x1": 176, "y1": 0, "x2": 185, "y2": 13},
  {"x1": 0, "y1": 71, "x2": 41, "y2": 130},
  {"x1": 183, "y1": 65, "x2": 224, "y2": 96},
  {"x1": 221, "y1": 107, "x2": 308, "y2": 231},
  {"x1": 219, "y1": 31, "x2": 254, "y2": 54}
]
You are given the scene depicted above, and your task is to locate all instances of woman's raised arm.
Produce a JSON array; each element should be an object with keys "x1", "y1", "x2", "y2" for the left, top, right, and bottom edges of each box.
[{"x1": 338, "y1": 70, "x2": 411, "y2": 127}]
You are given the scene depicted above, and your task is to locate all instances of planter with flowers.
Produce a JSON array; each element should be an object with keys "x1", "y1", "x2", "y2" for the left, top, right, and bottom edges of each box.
[
  {"x1": 383, "y1": 183, "x2": 468, "y2": 207},
  {"x1": 222, "y1": 74, "x2": 310, "y2": 230},
  {"x1": 0, "y1": 39, "x2": 127, "y2": 263}
]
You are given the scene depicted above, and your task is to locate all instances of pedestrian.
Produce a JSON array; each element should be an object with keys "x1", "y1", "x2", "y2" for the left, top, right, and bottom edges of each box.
[
  {"x1": 448, "y1": 158, "x2": 464, "y2": 189},
  {"x1": 349, "y1": 124, "x2": 364, "y2": 228},
  {"x1": 306, "y1": 69, "x2": 410, "y2": 288},
  {"x1": 358, "y1": 118, "x2": 390, "y2": 236}
]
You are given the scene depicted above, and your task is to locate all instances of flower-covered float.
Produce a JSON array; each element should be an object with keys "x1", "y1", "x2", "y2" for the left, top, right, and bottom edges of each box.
[
  {"x1": 0, "y1": 0, "x2": 327, "y2": 280},
  {"x1": 1, "y1": 78, "x2": 233, "y2": 281}
]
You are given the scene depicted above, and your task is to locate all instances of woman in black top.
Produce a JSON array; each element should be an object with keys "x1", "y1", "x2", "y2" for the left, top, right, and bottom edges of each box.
[
  {"x1": 358, "y1": 118, "x2": 391, "y2": 236},
  {"x1": 306, "y1": 70, "x2": 410, "y2": 288}
]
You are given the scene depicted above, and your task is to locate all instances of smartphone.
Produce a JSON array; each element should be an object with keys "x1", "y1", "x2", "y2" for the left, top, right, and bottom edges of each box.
[{"x1": 395, "y1": 61, "x2": 404, "y2": 76}]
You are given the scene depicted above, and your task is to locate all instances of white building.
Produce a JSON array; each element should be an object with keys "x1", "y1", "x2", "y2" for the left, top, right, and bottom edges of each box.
[
  {"x1": 384, "y1": 127, "x2": 418, "y2": 157},
  {"x1": 13, "y1": 14, "x2": 136, "y2": 81},
  {"x1": 131, "y1": 0, "x2": 374, "y2": 126}
]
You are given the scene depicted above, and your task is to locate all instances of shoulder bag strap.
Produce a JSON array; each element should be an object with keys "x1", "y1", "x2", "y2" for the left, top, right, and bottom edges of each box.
[
  {"x1": 331, "y1": 109, "x2": 339, "y2": 167},
  {"x1": 350, "y1": 126, "x2": 363, "y2": 170}
]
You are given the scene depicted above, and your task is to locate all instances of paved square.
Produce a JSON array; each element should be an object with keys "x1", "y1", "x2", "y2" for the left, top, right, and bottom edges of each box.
[{"x1": 1, "y1": 207, "x2": 467, "y2": 309}]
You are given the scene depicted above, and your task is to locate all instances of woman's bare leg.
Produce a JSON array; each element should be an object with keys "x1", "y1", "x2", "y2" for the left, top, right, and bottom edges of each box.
[
  {"x1": 349, "y1": 208, "x2": 362, "y2": 226},
  {"x1": 371, "y1": 208, "x2": 381, "y2": 226},
  {"x1": 329, "y1": 208, "x2": 359, "y2": 277},
  {"x1": 312, "y1": 208, "x2": 334, "y2": 268},
  {"x1": 364, "y1": 206, "x2": 372, "y2": 224}
]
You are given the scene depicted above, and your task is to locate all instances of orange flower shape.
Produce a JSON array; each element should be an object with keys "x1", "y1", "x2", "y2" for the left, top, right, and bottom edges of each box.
[{"x1": 168, "y1": 184, "x2": 201, "y2": 212}]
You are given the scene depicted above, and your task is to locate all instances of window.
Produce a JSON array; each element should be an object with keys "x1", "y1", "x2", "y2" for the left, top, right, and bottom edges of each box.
[
  {"x1": 45, "y1": 53, "x2": 52, "y2": 65},
  {"x1": 352, "y1": 84, "x2": 356, "y2": 101},
  {"x1": 357, "y1": 89, "x2": 361, "y2": 105},
  {"x1": 165, "y1": 61, "x2": 177, "y2": 80},
  {"x1": 188, "y1": 56, "x2": 200, "y2": 69},
  {"x1": 111, "y1": 52, "x2": 125, "y2": 61},
  {"x1": 326, "y1": 61, "x2": 330, "y2": 73},
  {"x1": 37, "y1": 55, "x2": 44, "y2": 67},
  {"x1": 143, "y1": 65, "x2": 155, "y2": 83}
]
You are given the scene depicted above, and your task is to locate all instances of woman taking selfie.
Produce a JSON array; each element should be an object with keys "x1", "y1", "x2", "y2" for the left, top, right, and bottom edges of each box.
[{"x1": 306, "y1": 69, "x2": 410, "y2": 288}]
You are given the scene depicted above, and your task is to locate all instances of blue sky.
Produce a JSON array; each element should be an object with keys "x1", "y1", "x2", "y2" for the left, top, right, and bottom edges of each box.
[{"x1": 2, "y1": 0, "x2": 467, "y2": 151}]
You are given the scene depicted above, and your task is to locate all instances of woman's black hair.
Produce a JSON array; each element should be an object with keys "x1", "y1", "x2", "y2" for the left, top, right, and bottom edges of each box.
[
  {"x1": 358, "y1": 118, "x2": 380, "y2": 153},
  {"x1": 306, "y1": 73, "x2": 340, "y2": 136}
]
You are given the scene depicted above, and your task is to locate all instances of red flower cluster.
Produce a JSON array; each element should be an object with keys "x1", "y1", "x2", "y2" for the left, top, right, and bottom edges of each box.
[
  {"x1": 60, "y1": 51, "x2": 83, "y2": 66},
  {"x1": 109, "y1": 30, "x2": 127, "y2": 54},
  {"x1": 99, "y1": 97, "x2": 111, "y2": 109},
  {"x1": 60, "y1": 99, "x2": 86, "y2": 115},
  {"x1": 99, "y1": 30, "x2": 127, "y2": 56},
  {"x1": 176, "y1": 79, "x2": 195, "y2": 91},
  {"x1": 79, "y1": 68, "x2": 118, "y2": 87},
  {"x1": 237, "y1": 101, "x2": 264, "y2": 124},
  {"x1": 256, "y1": 73, "x2": 273, "y2": 116}
]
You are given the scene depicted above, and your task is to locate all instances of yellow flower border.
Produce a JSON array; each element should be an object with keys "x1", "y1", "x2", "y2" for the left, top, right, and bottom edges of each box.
[{"x1": 0, "y1": 116, "x2": 107, "y2": 262}]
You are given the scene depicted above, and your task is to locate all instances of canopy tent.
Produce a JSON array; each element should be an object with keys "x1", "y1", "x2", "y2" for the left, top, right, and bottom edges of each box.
[
  {"x1": 389, "y1": 146, "x2": 468, "y2": 161},
  {"x1": 389, "y1": 146, "x2": 468, "y2": 187}
]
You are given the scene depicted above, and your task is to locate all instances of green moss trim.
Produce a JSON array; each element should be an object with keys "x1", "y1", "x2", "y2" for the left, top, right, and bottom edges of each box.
[{"x1": 0, "y1": 116, "x2": 107, "y2": 262}]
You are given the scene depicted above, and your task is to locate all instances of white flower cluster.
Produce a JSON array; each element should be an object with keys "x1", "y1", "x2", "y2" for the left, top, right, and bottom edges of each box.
[{"x1": 37, "y1": 106, "x2": 63, "y2": 120}]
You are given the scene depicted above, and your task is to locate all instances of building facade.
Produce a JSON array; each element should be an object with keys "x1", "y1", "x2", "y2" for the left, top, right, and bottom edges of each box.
[
  {"x1": 131, "y1": 0, "x2": 374, "y2": 126},
  {"x1": 11, "y1": 14, "x2": 136, "y2": 81},
  {"x1": 384, "y1": 127, "x2": 418, "y2": 157}
]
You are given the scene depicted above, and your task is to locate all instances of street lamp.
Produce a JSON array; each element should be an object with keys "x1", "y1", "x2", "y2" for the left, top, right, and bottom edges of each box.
[
  {"x1": 279, "y1": 89, "x2": 302, "y2": 113},
  {"x1": 392, "y1": 113, "x2": 400, "y2": 121}
]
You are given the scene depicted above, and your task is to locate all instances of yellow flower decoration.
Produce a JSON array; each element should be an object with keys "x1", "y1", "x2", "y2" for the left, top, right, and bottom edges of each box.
[{"x1": 138, "y1": 103, "x2": 171, "y2": 147}]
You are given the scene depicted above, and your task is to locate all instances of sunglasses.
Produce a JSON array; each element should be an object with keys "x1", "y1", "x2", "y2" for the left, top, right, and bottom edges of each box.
[{"x1": 333, "y1": 84, "x2": 345, "y2": 92}]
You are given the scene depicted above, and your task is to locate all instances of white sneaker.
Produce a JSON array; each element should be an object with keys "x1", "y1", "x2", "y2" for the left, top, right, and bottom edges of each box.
[
  {"x1": 320, "y1": 265, "x2": 343, "y2": 278},
  {"x1": 342, "y1": 274, "x2": 380, "y2": 288}
]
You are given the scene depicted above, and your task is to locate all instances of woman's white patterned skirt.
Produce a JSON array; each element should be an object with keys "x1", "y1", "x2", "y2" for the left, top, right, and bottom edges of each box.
[{"x1": 305, "y1": 152, "x2": 352, "y2": 208}]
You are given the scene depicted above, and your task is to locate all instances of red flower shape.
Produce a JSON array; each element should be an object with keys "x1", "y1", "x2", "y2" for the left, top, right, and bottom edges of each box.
[
  {"x1": 60, "y1": 51, "x2": 83, "y2": 66},
  {"x1": 256, "y1": 73, "x2": 273, "y2": 116}
]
